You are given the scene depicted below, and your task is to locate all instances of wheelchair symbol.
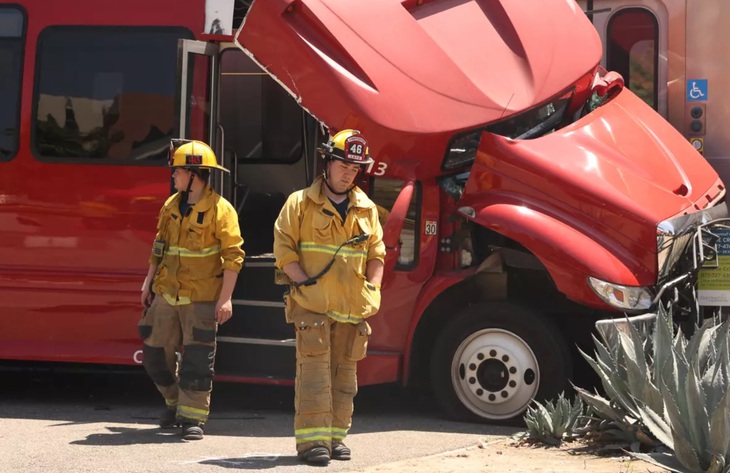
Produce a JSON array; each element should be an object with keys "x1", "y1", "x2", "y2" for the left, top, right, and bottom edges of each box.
[
  {"x1": 689, "y1": 82, "x2": 705, "y2": 99},
  {"x1": 687, "y1": 79, "x2": 708, "y2": 101}
]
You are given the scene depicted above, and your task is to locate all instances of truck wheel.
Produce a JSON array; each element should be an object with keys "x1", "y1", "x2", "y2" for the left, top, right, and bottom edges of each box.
[{"x1": 431, "y1": 302, "x2": 572, "y2": 422}]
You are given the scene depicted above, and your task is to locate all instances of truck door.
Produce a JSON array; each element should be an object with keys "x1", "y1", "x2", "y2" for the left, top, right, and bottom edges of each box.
[{"x1": 178, "y1": 39, "x2": 317, "y2": 382}]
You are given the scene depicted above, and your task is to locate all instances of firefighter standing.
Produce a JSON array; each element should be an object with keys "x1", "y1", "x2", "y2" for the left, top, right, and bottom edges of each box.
[
  {"x1": 273, "y1": 129, "x2": 386, "y2": 464},
  {"x1": 139, "y1": 139, "x2": 244, "y2": 440}
]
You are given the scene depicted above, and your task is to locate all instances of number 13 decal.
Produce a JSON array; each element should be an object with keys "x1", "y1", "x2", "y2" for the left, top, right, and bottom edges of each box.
[{"x1": 366, "y1": 161, "x2": 388, "y2": 176}]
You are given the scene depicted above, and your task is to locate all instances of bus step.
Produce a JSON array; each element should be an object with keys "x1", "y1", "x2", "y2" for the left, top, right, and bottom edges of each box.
[
  {"x1": 226, "y1": 302, "x2": 290, "y2": 339},
  {"x1": 215, "y1": 337, "x2": 295, "y2": 379},
  {"x1": 235, "y1": 260, "x2": 285, "y2": 302}
]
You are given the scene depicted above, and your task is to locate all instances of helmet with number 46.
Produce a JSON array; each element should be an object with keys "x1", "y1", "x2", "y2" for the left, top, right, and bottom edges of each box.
[{"x1": 318, "y1": 129, "x2": 374, "y2": 166}]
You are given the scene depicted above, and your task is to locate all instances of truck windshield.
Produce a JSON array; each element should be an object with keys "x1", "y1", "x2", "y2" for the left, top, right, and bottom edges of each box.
[
  {"x1": 488, "y1": 97, "x2": 570, "y2": 140},
  {"x1": 442, "y1": 95, "x2": 571, "y2": 170}
]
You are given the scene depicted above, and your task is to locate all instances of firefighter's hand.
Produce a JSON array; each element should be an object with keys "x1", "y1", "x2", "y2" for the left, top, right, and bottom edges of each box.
[
  {"x1": 216, "y1": 298, "x2": 233, "y2": 324},
  {"x1": 141, "y1": 287, "x2": 153, "y2": 308}
]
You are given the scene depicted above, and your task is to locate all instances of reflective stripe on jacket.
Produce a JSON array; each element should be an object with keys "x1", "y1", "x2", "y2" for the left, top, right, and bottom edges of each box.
[
  {"x1": 150, "y1": 187, "x2": 244, "y2": 304},
  {"x1": 274, "y1": 176, "x2": 386, "y2": 323}
]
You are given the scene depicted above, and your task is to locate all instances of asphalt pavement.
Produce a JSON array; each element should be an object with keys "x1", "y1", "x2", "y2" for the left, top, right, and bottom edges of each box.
[{"x1": 0, "y1": 364, "x2": 518, "y2": 472}]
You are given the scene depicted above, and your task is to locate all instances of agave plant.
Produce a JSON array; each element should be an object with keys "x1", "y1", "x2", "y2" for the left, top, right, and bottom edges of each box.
[
  {"x1": 576, "y1": 302, "x2": 730, "y2": 473},
  {"x1": 573, "y1": 311, "x2": 662, "y2": 449},
  {"x1": 634, "y1": 308, "x2": 730, "y2": 473},
  {"x1": 521, "y1": 392, "x2": 589, "y2": 445}
]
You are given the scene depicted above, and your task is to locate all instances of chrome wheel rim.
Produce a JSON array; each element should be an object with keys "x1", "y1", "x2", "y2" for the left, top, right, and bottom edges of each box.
[{"x1": 450, "y1": 328, "x2": 539, "y2": 420}]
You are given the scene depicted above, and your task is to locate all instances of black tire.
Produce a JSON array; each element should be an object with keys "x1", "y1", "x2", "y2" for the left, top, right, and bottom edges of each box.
[{"x1": 431, "y1": 302, "x2": 572, "y2": 423}]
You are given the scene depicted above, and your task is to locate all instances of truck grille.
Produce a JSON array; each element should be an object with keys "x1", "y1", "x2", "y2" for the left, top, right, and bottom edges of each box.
[
  {"x1": 656, "y1": 202, "x2": 730, "y2": 285},
  {"x1": 657, "y1": 230, "x2": 694, "y2": 283}
]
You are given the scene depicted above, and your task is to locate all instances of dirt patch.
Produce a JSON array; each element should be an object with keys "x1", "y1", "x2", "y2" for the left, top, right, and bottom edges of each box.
[{"x1": 352, "y1": 437, "x2": 669, "y2": 473}]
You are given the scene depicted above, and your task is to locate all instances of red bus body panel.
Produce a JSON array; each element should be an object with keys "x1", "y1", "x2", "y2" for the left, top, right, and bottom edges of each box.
[{"x1": 0, "y1": 0, "x2": 205, "y2": 364}]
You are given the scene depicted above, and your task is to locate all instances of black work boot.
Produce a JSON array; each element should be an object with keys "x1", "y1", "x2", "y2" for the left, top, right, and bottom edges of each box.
[
  {"x1": 159, "y1": 407, "x2": 178, "y2": 429},
  {"x1": 181, "y1": 422, "x2": 204, "y2": 440},
  {"x1": 332, "y1": 443, "x2": 351, "y2": 461},
  {"x1": 299, "y1": 446, "x2": 330, "y2": 464}
]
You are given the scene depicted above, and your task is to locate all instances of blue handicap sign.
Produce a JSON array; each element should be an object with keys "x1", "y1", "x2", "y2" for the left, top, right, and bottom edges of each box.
[{"x1": 687, "y1": 79, "x2": 708, "y2": 101}]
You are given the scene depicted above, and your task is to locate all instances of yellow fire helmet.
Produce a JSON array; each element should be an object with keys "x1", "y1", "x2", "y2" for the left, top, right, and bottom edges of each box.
[
  {"x1": 168, "y1": 139, "x2": 229, "y2": 173},
  {"x1": 318, "y1": 129, "x2": 374, "y2": 165}
]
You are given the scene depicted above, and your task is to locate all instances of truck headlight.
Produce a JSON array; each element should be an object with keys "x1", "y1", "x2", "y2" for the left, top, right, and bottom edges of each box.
[{"x1": 587, "y1": 277, "x2": 654, "y2": 311}]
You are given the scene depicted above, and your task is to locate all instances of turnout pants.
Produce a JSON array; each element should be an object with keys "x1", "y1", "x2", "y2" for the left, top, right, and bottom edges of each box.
[
  {"x1": 293, "y1": 311, "x2": 370, "y2": 454},
  {"x1": 138, "y1": 297, "x2": 218, "y2": 424}
]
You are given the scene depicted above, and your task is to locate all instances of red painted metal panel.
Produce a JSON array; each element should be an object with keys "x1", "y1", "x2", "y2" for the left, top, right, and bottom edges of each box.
[
  {"x1": 457, "y1": 87, "x2": 724, "y2": 306},
  {"x1": 236, "y1": 0, "x2": 602, "y2": 179},
  {"x1": 0, "y1": 0, "x2": 206, "y2": 360}
]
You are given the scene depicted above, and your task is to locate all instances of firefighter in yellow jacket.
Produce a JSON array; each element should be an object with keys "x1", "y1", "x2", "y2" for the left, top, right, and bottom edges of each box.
[
  {"x1": 274, "y1": 129, "x2": 386, "y2": 464},
  {"x1": 138, "y1": 139, "x2": 244, "y2": 441}
]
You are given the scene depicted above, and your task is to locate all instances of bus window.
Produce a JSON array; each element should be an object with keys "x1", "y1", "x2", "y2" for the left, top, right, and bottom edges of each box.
[
  {"x1": 33, "y1": 26, "x2": 191, "y2": 163},
  {"x1": 219, "y1": 49, "x2": 303, "y2": 163},
  {"x1": 370, "y1": 178, "x2": 420, "y2": 269},
  {"x1": 0, "y1": 7, "x2": 25, "y2": 161},
  {"x1": 607, "y1": 8, "x2": 658, "y2": 110}
]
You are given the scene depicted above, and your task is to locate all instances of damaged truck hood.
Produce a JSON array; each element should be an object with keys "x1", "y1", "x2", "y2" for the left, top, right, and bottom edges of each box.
[{"x1": 235, "y1": 0, "x2": 601, "y2": 177}]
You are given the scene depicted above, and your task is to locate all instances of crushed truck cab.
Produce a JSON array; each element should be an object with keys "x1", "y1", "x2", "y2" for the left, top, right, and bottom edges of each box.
[{"x1": 235, "y1": 0, "x2": 726, "y2": 421}]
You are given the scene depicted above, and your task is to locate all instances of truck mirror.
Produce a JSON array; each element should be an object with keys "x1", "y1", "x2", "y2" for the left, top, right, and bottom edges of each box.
[
  {"x1": 383, "y1": 180, "x2": 415, "y2": 250},
  {"x1": 382, "y1": 180, "x2": 415, "y2": 286}
]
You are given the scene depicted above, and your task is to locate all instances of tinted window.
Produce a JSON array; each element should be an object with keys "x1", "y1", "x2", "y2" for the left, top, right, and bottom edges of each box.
[
  {"x1": 607, "y1": 8, "x2": 658, "y2": 109},
  {"x1": 34, "y1": 27, "x2": 190, "y2": 162},
  {"x1": 0, "y1": 8, "x2": 25, "y2": 160},
  {"x1": 219, "y1": 49, "x2": 303, "y2": 163}
]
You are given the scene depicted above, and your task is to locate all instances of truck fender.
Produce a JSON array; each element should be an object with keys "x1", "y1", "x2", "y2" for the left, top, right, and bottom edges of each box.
[
  {"x1": 462, "y1": 203, "x2": 643, "y2": 306},
  {"x1": 402, "y1": 270, "x2": 476, "y2": 384}
]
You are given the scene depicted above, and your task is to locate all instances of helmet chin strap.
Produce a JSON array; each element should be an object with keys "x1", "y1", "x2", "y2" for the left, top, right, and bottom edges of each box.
[{"x1": 181, "y1": 168, "x2": 197, "y2": 203}]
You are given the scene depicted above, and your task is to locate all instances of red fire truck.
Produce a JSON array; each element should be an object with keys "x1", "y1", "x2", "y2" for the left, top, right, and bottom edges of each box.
[{"x1": 0, "y1": 0, "x2": 725, "y2": 422}]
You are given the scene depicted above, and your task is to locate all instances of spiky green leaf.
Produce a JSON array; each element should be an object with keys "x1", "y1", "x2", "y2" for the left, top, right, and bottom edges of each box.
[
  {"x1": 636, "y1": 401, "x2": 674, "y2": 450},
  {"x1": 631, "y1": 451, "x2": 689, "y2": 473},
  {"x1": 684, "y1": 360, "x2": 711, "y2": 467},
  {"x1": 708, "y1": 382, "x2": 730, "y2": 459},
  {"x1": 578, "y1": 347, "x2": 635, "y2": 416},
  {"x1": 574, "y1": 386, "x2": 625, "y2": 423},
  {"x1": 660, "y1": 380, "x2": 703, "y2": 472},
  {"x1": 652, "y1": 305, "x2": 675, "y2": 387},
  {"x1": 618, "y1": 328, "x2": 664, "y2": 416},
  {"x1": 688, "y1": 321, "x2": 717, "y2": 373}
]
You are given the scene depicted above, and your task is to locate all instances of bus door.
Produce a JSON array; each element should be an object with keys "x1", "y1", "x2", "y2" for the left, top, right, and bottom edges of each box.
[
  {"x1": 178, "y1": 39, "x2": 318, "y2": 382},
  {"x1": 579, "y1": 0, "x2": 669, "y2": 118},
  {"x1": 580, "y1": 1, "x2": 730, "y2": 187}
]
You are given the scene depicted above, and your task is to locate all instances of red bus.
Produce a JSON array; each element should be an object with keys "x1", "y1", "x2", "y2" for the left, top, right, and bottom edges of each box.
[{"x1": 1, "y1": 0, "x2": 725, "y2": 422}]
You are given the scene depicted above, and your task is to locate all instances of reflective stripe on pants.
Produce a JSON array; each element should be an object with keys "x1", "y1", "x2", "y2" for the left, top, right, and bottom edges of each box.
[{"x1": 294, "y1": 315, "x2": 359, "y2": 454}]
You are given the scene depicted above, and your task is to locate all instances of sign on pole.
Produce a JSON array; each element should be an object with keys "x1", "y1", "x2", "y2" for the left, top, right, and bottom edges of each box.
[{"x1": 698, "y1": 227, "x2": 730, "y2": 306}]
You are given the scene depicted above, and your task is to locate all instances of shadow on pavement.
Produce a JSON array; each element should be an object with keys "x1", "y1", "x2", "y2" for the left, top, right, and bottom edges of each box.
[
  {"x1": 199, "y1": 455, "x2": 304, "y2": 470},
  {"x1": 70, "y1": 426, "x2": 185, "y2": 446},
  {"x1": 0, "y1": 361, "x2": 515, "y2": 440}
]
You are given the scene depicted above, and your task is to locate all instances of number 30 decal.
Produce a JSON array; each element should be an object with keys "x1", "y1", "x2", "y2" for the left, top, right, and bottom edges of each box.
[
  {"x1": 366, "y1": 161, "x2": 388, "y2": 176},
  {"x1": 425, "y1": 220, "x2": 437, "y2": 236}
]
